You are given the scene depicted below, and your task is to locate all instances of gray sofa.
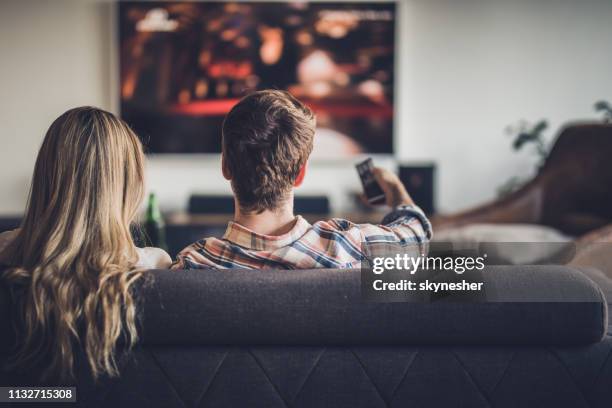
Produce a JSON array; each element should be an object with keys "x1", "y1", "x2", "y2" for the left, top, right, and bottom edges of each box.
[{"x1": 1, "y1": 266, "x2": 612, "y2": 407}]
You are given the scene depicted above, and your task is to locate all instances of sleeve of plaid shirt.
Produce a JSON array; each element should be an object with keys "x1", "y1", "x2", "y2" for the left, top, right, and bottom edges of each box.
[
  {"x1": 355, "y1": 204, "x2": 432, "y2": 245},
  {"x1": 354, "y1": 204, "x2": 432, "y2": 262},
  {"x1": 381, "y1": 204, "x2": 432, "y2": 241}
]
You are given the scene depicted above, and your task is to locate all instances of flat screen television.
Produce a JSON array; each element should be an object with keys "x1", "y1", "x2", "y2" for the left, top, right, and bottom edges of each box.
[{"x1": 118, "y1": 2, "x2": 395, "y2": 157}]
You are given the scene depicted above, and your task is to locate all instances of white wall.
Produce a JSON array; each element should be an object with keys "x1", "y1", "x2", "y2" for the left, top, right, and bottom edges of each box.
[
  {"x1": 398, "y1": 0, "x2": 612, "y2": 210},
  {"x1": 0, "y1": 0, "x2": 112, "y2": 214},
  {"x1": 1, "y1": 0, "x2": 611, "y2": 216}
]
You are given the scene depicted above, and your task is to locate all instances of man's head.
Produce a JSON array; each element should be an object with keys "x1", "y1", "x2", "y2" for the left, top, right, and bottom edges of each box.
[{"x1": 222, "y1": 90, "x2": 316, "y2": 213}]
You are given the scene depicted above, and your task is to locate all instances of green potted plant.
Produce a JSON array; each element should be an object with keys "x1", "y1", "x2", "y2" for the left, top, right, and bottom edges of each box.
[
  {"x1": 594, "y1": 100, "x2": 612, "y2": 122},
  {"x1": 497, "y1": 119, "x2": 550, "y2": 197}
]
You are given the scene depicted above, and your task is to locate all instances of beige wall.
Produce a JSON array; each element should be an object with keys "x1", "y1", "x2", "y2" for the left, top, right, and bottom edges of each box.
[
  {"x1": 1, "y1": 0, "x2": 611, "y2": 216},
  {"x1": 0, "y1": 0, "x2": 112, "y2": 214},
  {"x1": 397, "y1": 0, "x2": 612, "y2": 211}
]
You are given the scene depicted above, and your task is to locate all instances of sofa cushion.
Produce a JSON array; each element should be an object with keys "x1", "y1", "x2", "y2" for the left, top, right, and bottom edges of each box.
[
  {"x1": 433, "y1": 223, "x2": 573, "y2": 264},
  {"x1": 134, "y1": 266, "x2": 607, "y2": 347}
]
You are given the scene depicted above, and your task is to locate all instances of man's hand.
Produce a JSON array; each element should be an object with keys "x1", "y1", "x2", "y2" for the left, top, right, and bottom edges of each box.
[{"x1": 372, "y1": 167, "x2": 414, "y2": 207}]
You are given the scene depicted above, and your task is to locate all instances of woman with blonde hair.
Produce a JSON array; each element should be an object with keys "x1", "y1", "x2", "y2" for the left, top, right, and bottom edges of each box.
[{"x1": 0, "y1": 106, "x2": 171, "y2": 381}]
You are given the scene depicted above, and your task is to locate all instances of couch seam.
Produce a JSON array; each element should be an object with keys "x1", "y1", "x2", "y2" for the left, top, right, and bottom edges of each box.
[
  {"x1": 450, "y1": 350, "x2": 493, "y2": 408},
  {"x1": 589, "y1": 344, "x2": 612, "y2": 395},
  {"x1": 291, "y1": 348, "x2": 327, "y2": 404},
  {"x1": 548, "y1": 348, "x2": 593, "y2": 408},
  {"x1": 195, "y1": 350, "x2": 229, "y2": 408},
  {"x1": 146, "y1": 349, "x2": 188, "y2": 408},
  {"x1": 247, "y1": 349, "x2": 291, "y2": 408},
  {"x1": 388, "y1": 350, "x2": 419, "y2": 403},
  {"x1": 490, "y1": 351, "x2": 515, "y2": 394},
  {"x1": 349, "y1": 349, "x2": 390, "y2": 408}
]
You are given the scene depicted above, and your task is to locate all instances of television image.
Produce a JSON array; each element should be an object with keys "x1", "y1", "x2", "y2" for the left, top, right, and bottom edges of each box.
[{"x1": 119, "y1": 2, "x2": 395, "y2": 157}]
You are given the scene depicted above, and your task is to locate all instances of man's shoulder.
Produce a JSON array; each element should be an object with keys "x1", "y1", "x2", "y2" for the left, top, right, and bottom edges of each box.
[
  {"x1": 312, "y1": 217, "x2": 356, "y2": 232},
  {"x1": 311, "y1": 217, "x2": 396, "y2": 238},
  {"x1": 177, "y1": 236, "x2": 222, "y2": 255},
  {"x1": 172, "y1": 237, "x2": 225, "y2": 270}
]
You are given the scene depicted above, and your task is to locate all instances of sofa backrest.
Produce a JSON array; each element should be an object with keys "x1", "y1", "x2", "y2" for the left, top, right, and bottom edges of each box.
[
  {"x1": 134, "y1": 266, "x2": 606, "y2": 347},
  {"x1": 0, "y1": 266, "x2": 607, "y2": 353}
]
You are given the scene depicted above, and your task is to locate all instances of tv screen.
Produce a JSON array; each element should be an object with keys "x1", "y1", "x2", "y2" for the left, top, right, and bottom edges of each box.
[{"x1": 119, "y1": 2, "x2": 395, "y2": 157}]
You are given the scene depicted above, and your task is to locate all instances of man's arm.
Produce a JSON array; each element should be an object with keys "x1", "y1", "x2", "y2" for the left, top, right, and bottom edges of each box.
[
  {"x1": 372, "y1": 167, "x2": 414, "y2": 208},
  {"x1": 371, "y1": 167, "x2": 433, "y2": 242},
  {"x1": 170, "y1": 257, "x2": 186, "y2": 270}
]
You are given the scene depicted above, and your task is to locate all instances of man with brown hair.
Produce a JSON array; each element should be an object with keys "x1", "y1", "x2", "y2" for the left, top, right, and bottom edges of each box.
[{"x1": 172, "y1": 90, "x2": 431, "y2": 269}]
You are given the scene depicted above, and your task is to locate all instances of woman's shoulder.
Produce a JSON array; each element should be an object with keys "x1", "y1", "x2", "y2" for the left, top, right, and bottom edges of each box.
[
  {"x1": 135, "y1": 247, "x2": 172, "y2": 270},
  {"x1": 0, "y1": 229, "x2": 19, "y2": 266},
  {"x1": 0, "y1": 229, "x2": 19, "y2": 251},
  {"x1": 0, "y1": 229, "x2": 18, "y2": 241}
]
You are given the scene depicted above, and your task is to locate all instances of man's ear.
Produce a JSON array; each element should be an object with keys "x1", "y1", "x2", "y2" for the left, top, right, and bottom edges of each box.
[
  {"x1": 221, "y1": 153, "x2": 232, "y2": 181},
  {"x1": 294, "y1": 163, "x2": 307, "y2": 187}
]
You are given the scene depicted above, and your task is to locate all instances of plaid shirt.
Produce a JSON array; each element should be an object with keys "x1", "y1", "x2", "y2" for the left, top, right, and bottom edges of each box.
[{"x1": 171, "y1": 205, "x2": 432, "y2": 270}]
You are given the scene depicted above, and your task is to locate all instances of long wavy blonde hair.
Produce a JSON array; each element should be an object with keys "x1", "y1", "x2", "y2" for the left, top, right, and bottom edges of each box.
[{"x1": 1, "y1": 107, "x2": 146, "y2": 381}]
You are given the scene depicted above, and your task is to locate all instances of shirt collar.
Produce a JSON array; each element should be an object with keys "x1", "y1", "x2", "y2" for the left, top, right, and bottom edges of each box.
[{"x1": 223, "y1": 215, "x2": 311, "y2": 251}]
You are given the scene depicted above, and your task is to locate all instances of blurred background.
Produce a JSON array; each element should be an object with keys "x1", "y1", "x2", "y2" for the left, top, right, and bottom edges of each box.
[
  {"x1": 1, "y1": 0, "x2": 612, "y2": 256},
  {"x1": 120, "y1": 1, "x2": 395, "y2": 156}
]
